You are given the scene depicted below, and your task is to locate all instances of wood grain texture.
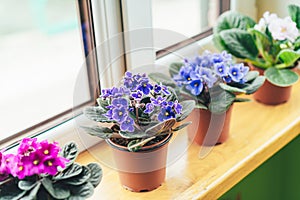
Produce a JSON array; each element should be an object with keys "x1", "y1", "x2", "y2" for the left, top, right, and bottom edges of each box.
[{"x1": 77, "y1": 80, "x2": 300, "y2": 200}]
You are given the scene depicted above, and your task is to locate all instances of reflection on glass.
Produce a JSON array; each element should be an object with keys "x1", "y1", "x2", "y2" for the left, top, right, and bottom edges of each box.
[
  {"x1": 0, "y1": 0, "x2": 86, "y2": 139},
  {"x1": 152, "y1": 0, "x2": 220, "y2": 48}
]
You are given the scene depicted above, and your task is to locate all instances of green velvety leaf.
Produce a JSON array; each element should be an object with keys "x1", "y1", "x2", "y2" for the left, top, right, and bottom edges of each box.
[
  {"x1": 53, "y1": 163, "x2": 83, "y2": 181},
  {"x1": 276, "y1": 49, "x2": 300, "y2": 67},
  {"x1": 0, "y1": 181, "x2": 27, "y2": 200},
  {"x1": 63, "y1": 165, "x2": 91, "y2": 186},
  {"x1": 265, "y1": 68, "x2": 299, "y2": 87},
  {"x1": 84, "y1": 106, "x2": 113, "y2": 123},
  {"x1": 81, "y1": 126, "x2": 114, "y2": 139},
  {"x1": 294, "y1": 37, "x2": 300, "y2": 51},
  {"x1": 214, "y1": 11, "x2": 256, "y2": 51},
  {"x1": 61, "y1": 142, "x2": 78, "y2": 167},
  {"x1": 195, "y1": 103, "x2": 208, "y2": 109},
  {"x1": 169, "y1": 62, "x2": 183, "y2": 77},
  {"x1": 209, "y1": 90, "x2": 235, "y2": 114},
  {"x1": 18, "y1": 180, "x2": 37, "y2": 191},
  {"x1": 219, "y1": 83, "x2": 246, "y2": 94},
  {"x1": 148, "y1": 73, "x2": 176, "y2": 87},
  {"x1": 96, "y1": 98, "x2": 109, "y2": 110},
  {"x1": 119, "y1": 129, "x2": 148, "y2": 139},
  {"x1": 214, "y1": 11, "x2": 256, "y2": 33},
  {"x1": 21, "y1": 182, "x2": 41, "y2": 200},
  {"x1": 68, "y1": 182, "x2": 94, "y2": 200},
  {"x1": 245, "y1": 71, "x2": 259, "y2": 82},
  {"x1": 176, "y1": 100, "x2": 196, "y2": 122},
  {"x1": 87, "y1": 163, "x2": 102, "y2": 187},
  {"x1": 213, "y1": 33, "x2": 227, "y2": 51},
  {"x1": 249, "y1": 29, "x2": 273, "y2": 63},
  {"x1": 219, "y1": 29, "x2": 258, "y2": 59},
  {"x1": 288, "y1": 4, "x2": 300, "y2": 29},
  {"x1": 165, "y1": 87, "x2": 179, "y2": 102},
  {"x1": 42, "y1": 178, "x2": 70, "y2": 199},
  {"x1": 244, "y1": 76, "x2": 266, "y2": 94},
  {"x1": 234, "y1": 98, "x2": 251, "y2": 102},
  {"x1": 127, "y1": 139, "x2": 142, "y2": 152},
  {"x1": 172, "y1": 122, "x2": 192, "y2": 132}
]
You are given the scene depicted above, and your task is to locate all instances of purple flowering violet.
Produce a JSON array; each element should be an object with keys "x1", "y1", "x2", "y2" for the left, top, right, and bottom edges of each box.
[
  {"x1": 173, "y1": 50, "x2": 249, "y2": 96},
  {"x1": 98, "y1": 72, "x2": 183, "y2": 133}
]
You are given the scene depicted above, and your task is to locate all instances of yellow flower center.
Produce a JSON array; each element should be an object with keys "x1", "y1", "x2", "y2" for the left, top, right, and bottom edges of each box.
[
  {"x1": 47, "y1": 161, "x2": 53, "y2": 166},
  {"x1": 33, "y1": 160, "x2": 39, "y2": 165},
  {"x1": 281, "y1": 27, "x2": 287, "y2": 33},
  {"x1": 233, "y1": 71, "x2": 237, "y2": 75},
  {"x1": 165, "y1": 112, "x2": 169, "y2": 116},
  {"x1": 187, "y1": 77, "x2": 191, "y2": 81},
  {"x1": 143, "y1": 83, "x2": 147, "y2": 87},
  {"x1": 194, "y1": 83, "x2": 198, "y2": 87},
  {"x1": 44, "y1": 150, "x2": 49, "y2": 155},
  {"x1": 119, "y1": 111, "x2": 123, "y2": 116},
  {"x1": 19, "y1": 166, "x2": 24, "y2": 171},
  {"x1": 219, "y1": 68, "x2": 223, "y2": 72}
]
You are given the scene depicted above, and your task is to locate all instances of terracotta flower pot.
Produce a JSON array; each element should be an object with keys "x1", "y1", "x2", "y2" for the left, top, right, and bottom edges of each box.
[
  {"x1": 249, "y1": 64, "x2": 292, "y2": 105},
  {"x1": 187, "y1": 106, "x2": 233, "y2": 146},
  {"x1": 106, "y1": 134, "x2": 172, "y2": 192}
]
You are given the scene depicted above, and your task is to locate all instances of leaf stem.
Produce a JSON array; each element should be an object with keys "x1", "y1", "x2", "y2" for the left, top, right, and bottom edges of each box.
[
  {"x1": 244, "y1": 58, "x2": 269, "y2": 69},
  {"x1": 274, "y1": 63, "x2": 287, "y2": 69},
  {"x1": 0, "y1": 177, "x2": 14, "y2": 186},
  {"x1": 135, "y1": 105, "x2": 140, "y2": 126}
]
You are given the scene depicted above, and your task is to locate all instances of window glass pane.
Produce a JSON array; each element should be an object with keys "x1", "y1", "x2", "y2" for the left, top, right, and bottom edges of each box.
[
  {"x1": 0, "y1": 0, "x2": 87, "y2": 140},
  {"x1": 152, "y1": 0, "x2": 220, "y2": 48}
]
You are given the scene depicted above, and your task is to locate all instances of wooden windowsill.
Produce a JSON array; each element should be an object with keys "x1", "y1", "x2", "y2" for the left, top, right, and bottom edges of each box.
[{"x1": 77, "y1": 79, "x2": 300, "y2": 200}]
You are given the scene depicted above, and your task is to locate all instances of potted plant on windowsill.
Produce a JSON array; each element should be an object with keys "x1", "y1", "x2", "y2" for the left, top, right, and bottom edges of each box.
[
  {"x1": 213, "y1": 4, "x2": 300, "y2": 105},
  {"x1": 82, "y1": 72, "x2": 194, "y2": 192},
  {"x1": 150, "y1": 50, "x2": 265, "y2": 146},
  {"x1": 0, "y1": 138, "x2": 102, "y2": 199}
]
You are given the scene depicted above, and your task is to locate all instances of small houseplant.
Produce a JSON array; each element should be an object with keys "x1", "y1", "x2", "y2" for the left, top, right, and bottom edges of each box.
[
  {"x1": 213, "y1": 4, "x2": 300, "y2": 105},
  {"x1": 0, "y1": 138, "x2": 102, "y2": 200},
  {"x1": 82, "y1": 72, "x2": 194, "y2": 192},
  {"x1": 150, "y1": 50, "x2": 265, "y2": 146}
]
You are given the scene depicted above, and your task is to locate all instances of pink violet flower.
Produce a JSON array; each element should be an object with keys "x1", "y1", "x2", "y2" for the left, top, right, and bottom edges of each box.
[
  {"x1": 42, "y1": 156, "x2": 68, "y2": 175},
  {"x1": 0, "y1": 138, "x2": 69, "y2": 179},
  {"x1": 39, "y1": 140, "x2": 61, "y2": 159},
  {"x1": 3, "y1": 154, "x2": 21, "y2": 177},
  {"x1": 18, "y1": 138, "x2": 39, "y2": 155}
]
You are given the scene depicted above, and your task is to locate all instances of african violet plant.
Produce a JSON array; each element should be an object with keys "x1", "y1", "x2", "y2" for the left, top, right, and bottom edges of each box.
[
  {"x1": 82, "y1": 72, "x2": 195, "y2": 152},
  {"x1": 149, "y1": 50, "x2": 265, "y2": 113},
  {"x1": 213, "y1": 4, "x2": 300, "y2": 87},
  {"x1": 0, "y1": 138, "x2": 102, "y2": 200}
]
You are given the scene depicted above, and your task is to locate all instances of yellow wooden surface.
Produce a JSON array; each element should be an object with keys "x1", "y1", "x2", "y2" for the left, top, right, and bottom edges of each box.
[{"x1": 77, "y1": 80, "x2": 300, "y2": 200}]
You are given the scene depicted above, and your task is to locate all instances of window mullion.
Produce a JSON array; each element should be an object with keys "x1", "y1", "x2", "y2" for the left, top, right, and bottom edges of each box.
[{"x1": 120, "y1": 0, "x2": 156, "y2": 70}]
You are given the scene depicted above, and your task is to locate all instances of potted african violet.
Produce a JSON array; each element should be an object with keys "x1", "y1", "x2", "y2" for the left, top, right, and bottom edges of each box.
[
  {"x1": 213, "y1": 4, "x2": 300, "y2": 105},
  {"x1": 0, "y1": 138, "x2": 102, "y2": 199},
  {"x1": 150, "y1": 50, "x2": 265, "y2": 146},
  {"x1": 82, "y1": 72, "x2": 194, "y2": 192}
]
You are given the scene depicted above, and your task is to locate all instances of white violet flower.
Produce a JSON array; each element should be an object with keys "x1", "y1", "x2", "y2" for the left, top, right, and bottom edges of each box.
[
  {"x1": 263, "y1": 11, "x2": 278, "y2": 24},
  {"x1": 268, "y1": 16, "x2": 299, "y2": 42},
  {"x1": 254, "y1": 11, "x2": 278, "y2": 32}
]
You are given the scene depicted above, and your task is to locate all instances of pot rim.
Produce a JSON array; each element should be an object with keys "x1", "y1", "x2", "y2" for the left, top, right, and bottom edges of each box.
[
  {"x1": 194, "y1": 103, "x2": 233, "y2": 114},
  {"x1": 106, "y1": 133, "x2": 173, "y2": 153}
]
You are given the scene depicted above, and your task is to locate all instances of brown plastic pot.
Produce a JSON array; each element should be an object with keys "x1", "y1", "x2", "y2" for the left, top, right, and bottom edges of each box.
[
  {"x1": 106, "y1": 134, "x2": 172, "y2": 192},
  {"x1": 187, "y1": 106, "x2": 233, "y2": 146},
  {"x1": 249, "y1": 64, "x2": 292, "y2": 105}
]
